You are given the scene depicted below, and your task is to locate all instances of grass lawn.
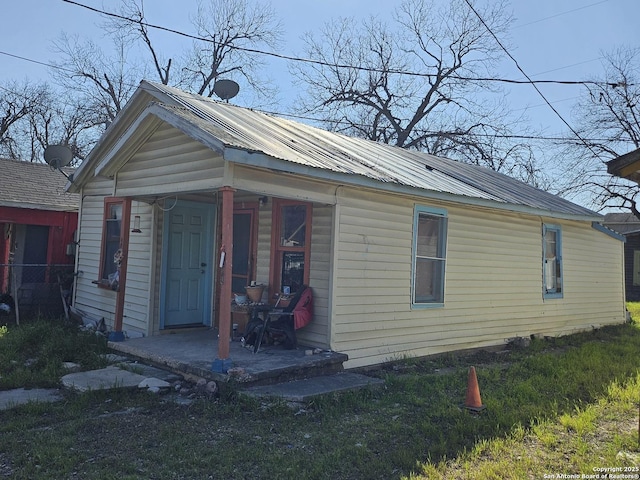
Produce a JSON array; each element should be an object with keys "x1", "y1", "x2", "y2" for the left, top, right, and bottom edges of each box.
[{"x1": 1, "y1": 309, "x2": 640, "y2": 479}]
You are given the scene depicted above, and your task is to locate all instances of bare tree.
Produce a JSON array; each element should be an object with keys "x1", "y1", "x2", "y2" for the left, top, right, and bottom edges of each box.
[
  {"x1": 26, "y1": 94, "x2": 97, "y2": 164},
  {"x1": 103, "y1": 0, "x2": 173, "y2": 85},
  {"x1": 0, "y1": 80, "x2": 103, "y2": 164},
  {"x1": 290, "y1": 0, "x2": 546, "y2": 184},
  {"x1": 0, "y1": 81, "x2": 49, "y2": 159},
  {"x1": 559, "y1": 47, "x2": 640, "y2": 213},
  {"x1": 50, "y1": 32, "x2": 143, "y2": 127},
  {"x1": 104, "y1": 0, "x2": 282, "y2": 102}
]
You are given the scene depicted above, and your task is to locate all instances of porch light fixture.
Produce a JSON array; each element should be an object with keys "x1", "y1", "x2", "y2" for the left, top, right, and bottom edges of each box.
[
  {"x1": 131, "y1": 215, "x2": 142, "y2": 233},
  {"x1": 259, "y1": 196, "x2": 268, "y2": 207}
]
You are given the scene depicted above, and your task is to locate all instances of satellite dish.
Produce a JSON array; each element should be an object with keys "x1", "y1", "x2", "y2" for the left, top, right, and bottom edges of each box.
[
  {"x1": 44, "y1": 145, "x2": 73, "y2": 170},
  {"x1": 213, "y1": 79, "x2": 240, "y2": 102}
]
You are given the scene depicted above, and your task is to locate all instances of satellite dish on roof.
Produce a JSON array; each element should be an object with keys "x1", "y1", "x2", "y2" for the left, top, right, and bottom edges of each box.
[
  {"x1": 213, "y1": 79, "x2": 239, "y2": 102},
  {"x1": 44, "y1": 145, "x2": 73, "y2": 170}
]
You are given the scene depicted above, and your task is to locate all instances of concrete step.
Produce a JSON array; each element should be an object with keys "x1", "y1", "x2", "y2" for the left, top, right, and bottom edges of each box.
[{"x1": 240, "y1": 372, "x2": 384, "y2": 402}]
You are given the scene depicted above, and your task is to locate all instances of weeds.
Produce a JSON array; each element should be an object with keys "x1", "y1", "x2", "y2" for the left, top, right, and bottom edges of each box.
[
  {"x1": 0, "y1": 317, "x2": 109, "y2": 389},
  {"x1": 1, "y1": 311, "x2": 640, "y2": 479}
]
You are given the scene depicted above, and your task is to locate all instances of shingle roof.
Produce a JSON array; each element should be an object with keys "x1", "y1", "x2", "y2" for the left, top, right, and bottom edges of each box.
[
  {"x1": 603, "y1": 212, "x2": 640, "y2": 234},
  {"x1": 142, "y1": 82, "x2": 598, "y2": 220},
  {"x1": 0, "y1": 158, "x2": 79, "y2": 211}
]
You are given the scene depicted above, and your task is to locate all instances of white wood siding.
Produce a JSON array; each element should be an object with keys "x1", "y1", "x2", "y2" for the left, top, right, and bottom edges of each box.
[
  {"x1": 121, "y1": 200, "x2": 154, "y2": 335},
  {"x1": 332, "y1": 189, "x2": 625, "y2": 368},
  {"x1": 74, "y1": 184, "x2": 154, "y2": 335},
  {"x1": 74, "y1": 179, "x2": 117, "y2": 328},
  {"x1": 298, "y1": 204, "x2": 332, "y2": 347},
  {"x1": 114, "y1": 124, "x2": 225, "y2": 197},
  {"x1": 255, "y1": 202, "x2": 272, "y2": 286}
]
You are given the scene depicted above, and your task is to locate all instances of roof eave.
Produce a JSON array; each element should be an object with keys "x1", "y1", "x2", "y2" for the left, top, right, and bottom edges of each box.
[
  {"x1": 225, "y1": 147, "x2": 602, "y2": 223},
  {"x1": 607, "y1": 148, "x2": 640, "y2": 181},
  {"x1": 67, "y1": 84, "x2": 162, "y2": 193},
  {"x1": 0, "y1": 201, "x2": 78, "y2": 212}
]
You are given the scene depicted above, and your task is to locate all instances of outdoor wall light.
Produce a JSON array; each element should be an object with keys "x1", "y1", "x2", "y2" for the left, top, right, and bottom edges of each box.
[{"x1": 131, "y1": 215, "x2": 142, "y2": 233}]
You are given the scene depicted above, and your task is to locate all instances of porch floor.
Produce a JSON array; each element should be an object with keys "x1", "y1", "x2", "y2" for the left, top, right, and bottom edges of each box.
[{"x1": 107, "y1": 328, "x2": 348, "y2": 386}]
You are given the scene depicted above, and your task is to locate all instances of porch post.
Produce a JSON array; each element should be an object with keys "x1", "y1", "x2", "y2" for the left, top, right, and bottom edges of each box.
[
  {"x1": 112, "y1": 197, "x2": 132, "y2": 341},
  {"x1": 213, "y1": 186, "x2": 235, "y2": 373}
]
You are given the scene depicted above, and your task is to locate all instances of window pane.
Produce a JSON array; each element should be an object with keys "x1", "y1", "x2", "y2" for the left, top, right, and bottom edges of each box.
[
  {"x1": 101, "y1": 202, "x2": 123, "y2": 281},
  {"x1": 102, "y1": 241, "x2": 120, "y2": 279},
  {"x1": 281, "y1": 252, "x2": 305, "y2": 293},
  {"x1": 544, "y1": 227, "x2": 562, "y2": 295},
  {"x1": 414, "y1": 258, "x2": 444, "y2": 303},
  {"x1": 545, "y1": 230, "x2": 557, "y2": 258},
  {"x1": 280, "y1": 205, "x2": 306, "y2": 247},
  {"x1": 417, "y1": 215, "x2": 441, "y2": 257}
]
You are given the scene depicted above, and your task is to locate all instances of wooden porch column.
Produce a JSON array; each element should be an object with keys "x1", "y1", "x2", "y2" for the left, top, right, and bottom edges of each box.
[
  {"x1": 213, "y1": 186, "x2": 235, "y2": 372},
  {"x1": 113, "y1": 197, "x2": 132, "y2": 338}
]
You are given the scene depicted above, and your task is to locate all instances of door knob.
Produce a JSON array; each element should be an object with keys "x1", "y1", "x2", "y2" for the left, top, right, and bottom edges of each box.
[{"x1": 201, "y1": 262, "x2": 207, "y2": 267}]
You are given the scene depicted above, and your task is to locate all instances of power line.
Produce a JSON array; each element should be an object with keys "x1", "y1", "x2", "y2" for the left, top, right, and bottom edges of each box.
[
  {"x1": 60, "y1": 0, "x2": 629, "y2": 89},
  {"x1": 0, "y1": 79, "x2": 619, "y2": 145},
  {"x1": 514, "y1": 0, "x2": 610, "y2": 29},
  {"x1": 462, "y1": 0, "x2": 605, "y2": 161}
]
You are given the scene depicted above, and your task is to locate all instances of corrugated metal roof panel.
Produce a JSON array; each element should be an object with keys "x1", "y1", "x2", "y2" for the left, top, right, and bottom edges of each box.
[
  {"x1": 143, "y1": 82, "x2": 598, "y2": 218},
  {"x1": 152, "y1": 98, "x2": 502, "y2": 202}
]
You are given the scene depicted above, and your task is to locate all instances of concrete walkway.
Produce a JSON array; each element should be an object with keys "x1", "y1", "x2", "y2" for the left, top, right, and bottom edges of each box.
[
  {"x1": 241, "y1": 372, "x2": 384, "y2": 402},
  {"x1": 0, "y1": 388, "x2": 64, "y2": 410},
  {"x1": 0, "y1": 356, "x2": 177, "y2": 411},
  {"x1": 0, "y1": 355, "x2": 384, "y2": 410}
]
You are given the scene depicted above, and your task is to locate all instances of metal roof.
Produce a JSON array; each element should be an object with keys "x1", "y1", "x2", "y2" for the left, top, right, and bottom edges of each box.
[
  {"x1": 0, "y1": 157, "x2": 78, "y2": 212},
  {"x1": 134, "y1": 81, "x2": 600, "y2": 220}
]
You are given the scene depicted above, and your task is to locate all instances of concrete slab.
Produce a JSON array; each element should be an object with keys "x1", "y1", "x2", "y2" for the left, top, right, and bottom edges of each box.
[
  {"x1": 0, "y1": 388, "x2": 63, "y2": 410},
  {"x1": 107, "y1": 329, "x2": 349, "y2": 385},
  {"x1": 61, "y1": 366, "x2": 150, "y2": 393},
  {"x1": 241, "y1": 372, "x2": 384, "y2": 401}
]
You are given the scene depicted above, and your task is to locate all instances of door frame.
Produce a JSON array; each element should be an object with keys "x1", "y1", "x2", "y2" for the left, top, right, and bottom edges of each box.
[{"x1": 159, "y1": 200, "x2": 216, "y2": 329}]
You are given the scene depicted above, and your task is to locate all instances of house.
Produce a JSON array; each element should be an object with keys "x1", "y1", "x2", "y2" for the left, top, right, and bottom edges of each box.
[
  {"x1": 0, "y1": 158, "x2": 78, "y2": 315},
  {"x1": 67, "y1": 81, "x2": 626, "y2": 370},
  {"x1": 604, "y1": 213, "x2": 640, "y2": 301},
  {"x1": 607, "y1": 148, "x2": 640, "y2": 183}
]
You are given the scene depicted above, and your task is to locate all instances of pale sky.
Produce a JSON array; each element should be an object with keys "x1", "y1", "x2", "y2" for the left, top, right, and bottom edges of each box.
[{"x1": 1, "y1": 0, "x2": 639, "y2": 147}]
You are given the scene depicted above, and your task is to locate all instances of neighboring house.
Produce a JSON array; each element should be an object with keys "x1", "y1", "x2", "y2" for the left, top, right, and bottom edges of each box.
[
  {"x1": 603, "y1": 212, "x2": 640, "y2": 301},
  {"x1": 0, "y1": 158, "x2": 78, "y2": 314},
  {"x1": 68, "y1": 81, "x2": 625, "y2": 370},
  {"x1": 605, "y1": 149, "x2": 640, "y2": 302}
]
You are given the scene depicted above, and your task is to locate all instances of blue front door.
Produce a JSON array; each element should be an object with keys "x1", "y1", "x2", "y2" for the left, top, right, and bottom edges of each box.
[{"x1": 161, "y1": 201, "x2": 215, "y2": 328}]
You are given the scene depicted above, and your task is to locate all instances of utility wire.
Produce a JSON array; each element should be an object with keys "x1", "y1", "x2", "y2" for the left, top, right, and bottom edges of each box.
[
  {"x1": 0, "y1": 78, "x2": 618, "y2": 145},
  {"x1": 514, "y1": 0, "x2": 610, "y2": 28},
  {"x1": 462, "y1": 0, "x2": 604, "y2": 160},
  {"x1": 60, "y1": 0, "x2": 628, "y2": 89}
]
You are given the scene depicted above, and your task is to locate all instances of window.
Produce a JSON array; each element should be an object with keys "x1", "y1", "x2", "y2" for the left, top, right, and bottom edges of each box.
[
  {"x1": 543, "y1": 224, "x2": 562, "y2": 298},
  {"x1": 98, "y1": 197, "x2": 130, "y2": 288},
  {"x1": 633, "y1": 250, "x2": 640, "y2": 287},
  {"x1": 412, "y1": 206, "x2": 447, "y2": 306},
  {"x1": 270, "y1": 200, "x2": 312, "y2": 295}
]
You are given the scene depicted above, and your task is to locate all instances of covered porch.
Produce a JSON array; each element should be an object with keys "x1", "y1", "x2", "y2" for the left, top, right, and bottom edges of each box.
[
  {"x1": 107, "y1": 328, "x2": 347, "y2": 386},
  {"x1": 107, "y1": 181, "x2": 334, "y2": 373}
]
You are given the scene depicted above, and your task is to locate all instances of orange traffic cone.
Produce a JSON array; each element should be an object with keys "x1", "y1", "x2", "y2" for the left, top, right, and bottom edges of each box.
[{"x1": 464, "y1": 366, "x2": 486, "y2": 412}]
